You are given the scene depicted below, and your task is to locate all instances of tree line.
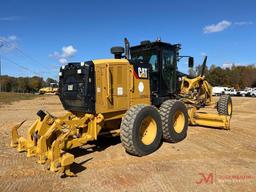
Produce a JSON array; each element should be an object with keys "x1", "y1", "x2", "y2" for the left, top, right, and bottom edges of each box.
[
  {"x1": 0, "y1": 64, "x2": 255, "y2": 93},
  {"x1": 193, "y1": 64, "x2": 256, "y2": 89},
  {"x1": 0, "y1": 76, "x2": 57, "y2": 93}
]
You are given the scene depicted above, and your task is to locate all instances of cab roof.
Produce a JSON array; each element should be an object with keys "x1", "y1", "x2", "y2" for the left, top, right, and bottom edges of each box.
[{"x1": 130, "y1": 41, "x2": 181, "y2": 52}]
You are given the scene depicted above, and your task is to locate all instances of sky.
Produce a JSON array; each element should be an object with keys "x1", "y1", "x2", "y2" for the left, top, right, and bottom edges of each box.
[{"x1": 0, "y1": 0, "x2": 255, "y2": 80}]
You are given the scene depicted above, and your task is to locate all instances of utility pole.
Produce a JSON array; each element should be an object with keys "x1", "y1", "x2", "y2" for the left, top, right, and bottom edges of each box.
[
  {"x1": 0, "y1": 42, "x2": 2, "y2": 92},
  {"x1": 0, "y1": 55, "x2": 1, "y2": 92},
  {"x1": 0, "y1": 41, "x2": 4, "y2": 92}
]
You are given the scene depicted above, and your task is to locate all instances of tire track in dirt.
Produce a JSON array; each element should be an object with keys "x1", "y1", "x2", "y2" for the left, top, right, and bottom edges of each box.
[{"x1": 0, "y1": 95, "x2": 256, "y2": 191}]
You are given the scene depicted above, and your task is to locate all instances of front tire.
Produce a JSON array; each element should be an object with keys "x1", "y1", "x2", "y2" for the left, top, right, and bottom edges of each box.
[
  {"x1": 217, "y1": 95, "x2": 232, "y2": 116},
  {"x1": 159, "y1": 100, "x2": 188, "y2": 143},
  {"x1": 120, "y1": 105, "x2": 162, "y2": 156}
]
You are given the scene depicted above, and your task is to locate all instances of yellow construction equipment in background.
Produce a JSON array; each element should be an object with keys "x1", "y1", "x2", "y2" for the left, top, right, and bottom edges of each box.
[
  {"x1": 10, "y1": 39, "x2": 232, "y2": 176},
  {"x1": 39, "y1": 83, "x2": 59, "y2": 94}
]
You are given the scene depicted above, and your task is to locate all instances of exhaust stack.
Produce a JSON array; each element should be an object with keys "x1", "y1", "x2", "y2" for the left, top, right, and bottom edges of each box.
[{"x1": 124, "y1": 38, "x2": 130, "y2": 59}]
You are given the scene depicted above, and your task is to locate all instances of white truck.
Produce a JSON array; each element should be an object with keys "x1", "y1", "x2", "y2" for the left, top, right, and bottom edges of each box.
[
  {"x1": 250, "y1": 88, "x2": 256, "y2": 97},
  {"x1": 212, "y1": 86, "x2": 228, "y2": 96},
  {"x1": 238, "y1": 87, "x2": 252, "y2": 97},
  {"x1": 223, "y1": 87, "x2": 237, "y2": 96}
]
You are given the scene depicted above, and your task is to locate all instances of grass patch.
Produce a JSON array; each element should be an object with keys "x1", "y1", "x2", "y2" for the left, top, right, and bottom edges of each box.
[{"x1": 0, "y1": 92, "x2": 38, "y2": 106}]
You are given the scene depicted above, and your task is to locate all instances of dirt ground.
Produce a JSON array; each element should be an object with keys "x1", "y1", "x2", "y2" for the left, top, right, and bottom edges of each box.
[{"x1": 0, "y1": 95, "x2": 255, "y2": 192}]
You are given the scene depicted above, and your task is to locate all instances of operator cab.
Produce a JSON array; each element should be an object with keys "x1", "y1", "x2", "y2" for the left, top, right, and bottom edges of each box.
[{"x1": 130, "y1": 40, "x2": 181, "y2": 105}]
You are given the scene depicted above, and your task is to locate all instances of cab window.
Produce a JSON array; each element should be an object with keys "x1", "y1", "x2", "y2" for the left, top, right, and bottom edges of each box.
[
  {"x1": 131, "y1": 50, "x2": 158, "y2": 72},
  {"x1": 162, "y1": 49, "x2": 176, "y2": 91},
  {"x1": 149, "y1": 54, "x2": 158, "y2": 71},
  {"x1": 162, "y1": 49, "x2": 174, "y2": 69}
]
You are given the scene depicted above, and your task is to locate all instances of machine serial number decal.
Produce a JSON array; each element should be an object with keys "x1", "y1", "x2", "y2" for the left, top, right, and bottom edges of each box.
[
  {"x1": 68, "y1": 84, "x2": 73, "y2": 91},
  {"x1": 117, "y1": 87, "x2": 123, "y2": 96}
]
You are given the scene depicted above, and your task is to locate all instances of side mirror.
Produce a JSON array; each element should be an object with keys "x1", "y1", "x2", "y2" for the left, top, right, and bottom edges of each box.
[{"x1": 188, "y1": 57, "x2": 194, "y2": 68}]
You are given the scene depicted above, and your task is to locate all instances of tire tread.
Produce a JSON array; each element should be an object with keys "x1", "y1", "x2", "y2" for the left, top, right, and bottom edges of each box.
[
  {"x1": 120, "y1": 105, "x2": 146, "y2": 156},
  {"x1": 217, "y1": 95, "x2": 232, "y2": 116},
  {"x1": 159, "y1": 100, "x2": 178, "y2": 142}
]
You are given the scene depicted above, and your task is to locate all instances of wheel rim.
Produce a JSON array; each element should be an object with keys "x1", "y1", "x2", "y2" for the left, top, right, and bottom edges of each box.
[
  {"x1": 139, "y1": 116, "x2": 157, "y2": 145},
  {"x1": 228, "y1": 101, "x2": 232, "y2": 115},
  {"x1": 173, "y1": 111, "x2": 185, "y2": 133}
]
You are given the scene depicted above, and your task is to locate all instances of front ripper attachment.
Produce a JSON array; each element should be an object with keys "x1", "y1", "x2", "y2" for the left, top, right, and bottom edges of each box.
[
  {"x1": 10, "y1": 110, "x2": 104, "y2": 177},
  {"x1": 11, "y1": 120, "x2": 26, "y2": 148}
]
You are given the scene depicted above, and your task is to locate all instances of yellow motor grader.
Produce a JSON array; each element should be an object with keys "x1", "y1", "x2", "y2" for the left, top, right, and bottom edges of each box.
[
  {"x1": 39, "y1": 83, "x2": 59, "y2": 95},
  {"x1": 11, "y1": 39, "x2": 232, "y2": 176}
]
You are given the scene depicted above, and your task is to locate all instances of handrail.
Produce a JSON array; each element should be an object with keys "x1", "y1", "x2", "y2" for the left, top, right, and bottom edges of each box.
[
  {"x1": 129, "y1": 68, "x2": 134, "y2": 92},
  {"x1": 106, "y1": 63, "x2": 110, "y2": 98}
]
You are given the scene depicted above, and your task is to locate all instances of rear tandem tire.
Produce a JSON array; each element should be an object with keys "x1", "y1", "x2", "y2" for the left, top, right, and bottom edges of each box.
[
  {"x1": 120, "y1": 105, "x2": 162, "y2": 156},
  {"x1": 217, "y1": 95, "x2": 232, "y2": 116},
  {"x1": 159, "y1": 100, "x2": 189, "y2": 143}
]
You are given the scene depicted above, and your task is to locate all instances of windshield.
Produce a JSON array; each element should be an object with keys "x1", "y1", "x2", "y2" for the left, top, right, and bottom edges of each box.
[{"x1": 131, "y1": 49, "x2": 158, "y2": 72}]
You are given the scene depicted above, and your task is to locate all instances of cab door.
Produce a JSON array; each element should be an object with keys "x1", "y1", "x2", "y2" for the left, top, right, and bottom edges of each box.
[{"x1": 161, "y1": 49, "x2": 177, "y2": 95}]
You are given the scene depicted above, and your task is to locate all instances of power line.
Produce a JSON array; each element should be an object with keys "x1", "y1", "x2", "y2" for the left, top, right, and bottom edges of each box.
[
  {"x1": 0, "y1": 38, "x2": 53, "y2": 71},
  {"x1": 2, "y1": 56, "x2": 42, "y2": 76},
  {"x1": 0, "y1": 38, "x2": 59, "y2": 78},
  {"x1": 15, "y1": 46, "x2": 47, "y2": 67}
]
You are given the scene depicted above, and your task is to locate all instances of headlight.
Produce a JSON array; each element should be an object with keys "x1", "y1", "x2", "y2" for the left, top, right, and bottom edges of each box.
[
  {"x1": 59, "y1": 72, "x2": 62, "y2": 76},
  {"x1": 61, "y1": 65, "x2": 65, "y2": 69},
  {"x1": 81, "y1": 62, "x2": 85, "y2": 66}
]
